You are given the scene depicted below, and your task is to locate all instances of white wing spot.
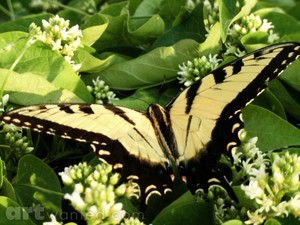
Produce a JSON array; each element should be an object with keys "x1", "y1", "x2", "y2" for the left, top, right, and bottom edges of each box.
[
  {"x1": 99, "y1": 149, "x2": 110, "y2": 156},
  {"x1": 12, "y1": 118, "x2": 21, "y2": 124},
  {"x1": 24, "y1": 122, "x2": 31, "y2": 126},
  {"x1": 127, "y1": 175, "x2": 139, "y2": 181},
  {"x1": 113, "y1": 163, "x2": 123, "y2": 170},
  {"x1": 36, "y1": 124, "x2": 44, "y2": 129}
]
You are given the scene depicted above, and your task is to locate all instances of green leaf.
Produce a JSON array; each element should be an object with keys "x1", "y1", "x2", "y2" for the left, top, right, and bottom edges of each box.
[
  {"x1": 74, "y1": 50, "x2": 128, "y2": 73},
  {"x1": 15, "y1": 155, "x2": 62, "y2": 224},
  {"x1": 150, "y1": 3, "x2": 206, "y2": 49},
  {"x1": 91, "y1": 23, "x2": 221, "y2": 90},
  {"x1": 0, "y1": 177, "x2": 17, "y2": 202},
  {"x1": 222, "y1": 219, "x2": 244, "y2": 225},
  {"x1": 100, "y1": 1, "x2": 128, "y2": 16},
  {"x1": 81, "y1": 24, "x2": 108, "y2": 47},
  {"x1": 288, "y1": 2, "x2": 300, "y2": 20},
  {"x1": 255, "y1": 8, "x2": 300, "y2": 42},
  {"x1": 269, "y1": 79, "x2": 300, "y2": 121},
  {"x1": 160, "y1": 0, "x2": 188, "y2": 28},
  {"x1": 265, "y1": 218, "x2": 281, "y2": 225},
  {"x1": 243, "y1": 104, "x2": 300, "y2": 151},
  {"x1": 241, "y1": 31, "x2": 272, "y2": 51},
  {"x1": 89, "y1": 39, "x2": 200, "y2": 90},
  {"x1": 152, "y1": 192, "x2": 214, "y2": 225},
  {"x1": 127, "y1": 14, "x2": 165, "y2": 43},
  {"x1": 0, "y1": 69, "x2": 84, "y2": 105},
  {"x1": 90, "y1": 14, "x2": 128, "y2": 52},
  {"x1": 278, "y1": 58, "x2": 300, "y2": 93},
  {"x1": 0, "y1": 13, "x2": 52, "y2": 33},
  {"x1": 0, "y1": 31, "x2": 93, "y2": 103},
  {"x1": 252, "y1": 89, "x2": 286, "y2": 119},
  {"x1": 113, "y1": 85, "x2": 179, "y2": 111},
  {"x1": 130, "y1": 0, "x2": 164, "y2": 17},
  {"x1": 0, "y1": 196, "x2": 35, "y2": 225}
]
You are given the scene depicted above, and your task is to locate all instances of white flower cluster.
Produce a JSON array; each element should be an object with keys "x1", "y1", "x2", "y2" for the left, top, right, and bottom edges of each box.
[
  {"x1": 29, "y1": 15, "x2": 82, "y2": 71},
  {"x1": 225, "y1": 13, "x2": 279, "y2": 56},
  {"x1": 177, "y1": 54, "x2": 222, "y2": 87},
  {"x1": 203, "y1": 0, "x2": 279, "y2": 57},
  {"x1": 1, "y1": 123, "x2": 34, "y2": 158},
  {"x1": 121, "y1": 217, "x2": 146, "y2": 225},
  {"x1": 203, "y1": 0, "x2": 219, "y2": 33},
  {"x1": 232, "y1": 130, "x2": 300, "y2": 225},
  {"x1": 59, "y1": 162, "x2": 141, "y2": 225},
  {"x1": 87, "y1": 77, "x2": 118, "y2": 104}
]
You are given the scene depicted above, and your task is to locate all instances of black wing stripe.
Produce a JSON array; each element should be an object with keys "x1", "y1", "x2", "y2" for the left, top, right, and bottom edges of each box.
[
  {"x1": 3, "y1": 112, "x2": 112, "y2": 144},
  {"x1": 104, "y1": 104, "x2": 136, "y2": 126},
  {"x1": 185, "y1": 81, "x2": 201, "y2": 114},
  {"x1": 220, "y1": 44, "x2": 300, "y2": 119}
]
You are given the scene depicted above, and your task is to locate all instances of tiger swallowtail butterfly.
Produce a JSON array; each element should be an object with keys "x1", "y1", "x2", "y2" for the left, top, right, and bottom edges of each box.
[{"x1": 1, "y1": 42, "x2": 300, "y2": 204}]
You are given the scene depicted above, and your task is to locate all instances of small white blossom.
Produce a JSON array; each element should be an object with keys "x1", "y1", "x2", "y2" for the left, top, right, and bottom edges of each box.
[
  {"x1": 87, "y1": 77, "x2": 118, "y2": 103},
  {"x1": 287, "y1": 194, "x2": 300, "y2": 216},
  {"x1": 177, "y1": 54, "x2": 222, "y2": 86},
  {"x1": 245, "y1": 210, "x2": 266, "y2": 225},
  {"x1": 256, "y1": 195, "x2": 273, "y2": 213},
  {"x1": 29, "y1": 15, "x2": 82, "y2": 72},
  {"x1": 0, "y1": 94, "x2": 9, "y2": 112},
  {"x1": 241, "y1": 179, "x2": 264, "y2": 199},
  {"x1": 43, "y1": 214, "x2": 62, "y2": 225},
  {"x1": 64, "y1": 184, "x2": 86, "y2": 210},
  {"x1": 271, "y1": 201, "x2": 289, "y2": 217}
]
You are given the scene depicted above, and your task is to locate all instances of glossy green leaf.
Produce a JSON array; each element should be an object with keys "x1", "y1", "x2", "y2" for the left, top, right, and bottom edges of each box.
[
  {"x1": 269, "y1": 79, "x2": 300, "y2": 121},
  {"x1": 255, "y1": 9, "x2": 300, "y2": 42},
  {"x1": 91, "y1": 14, "x2": 128, "y2": 52},
  {"x1": 0, "y1": 13, "x2": 52, "y2": 33},
  {"x1": 288, "y1": 2, "x2": 300, "y2": 20},
  {"x1": 241, "y1": 31, "x2": 271, "y2": 51},
  {"x1": 93, "y1": 39, "x2": 200, "y2": 90},
  {"x1": 243, "y1": 104, "x2": 300, "y2": 151},
  {"x1": 0, "y1": 196, "x2": 35, "y2": 225},
  {"x1": 75, "y1": 49, "x2": 128, "y2": 73},
  {"x1": 15, "y1": 155, "x2": 62, "y2": 224},
  {"x1": 252, "y1": 89, "x2": 286, "y2": 120},
  {"x1": 113, "y1": 84, "x2": 179, "y2": 111},
  {"x1": 265, "y1": 218, "x2": 281, "y2": 225},
  {"x1": 0, "y1": 69, "x2": 84, "y2": 105},
  {"x1": 278, "y1": 58, "x2": 300, "y2": 92},
  {"x1": 0, "y1": 31, "x2": 93, "y2": 103},
  {"x1": 94, "y1": 23, "x2": 221, "y2": 90},
  {"x1": 152, "y1": 192, "x2": 214, "y2": 225},
  {"x1": 222, "y1": 219, "x2": 244, "y2": 225},
  {"x1": 81, "y1": 24, "x2": 108, "y2": 47},
  {"x1": 0, "y1": 178, "x2": 17, "y2": 202},
  {"x1": 150, "y1": 3, "x2": 206, "y2": 49},
  {"x1": 130, "y1": 0, "x2": 164, "y2": 17},
  {"x1": 127, "y1": 14, "x2": 165, "y2": 42}
]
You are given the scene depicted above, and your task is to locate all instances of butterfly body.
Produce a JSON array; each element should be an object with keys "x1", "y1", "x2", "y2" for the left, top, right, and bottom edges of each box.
[{"x1": 2, "y1": 42, "x2": 300, "y2": 204}]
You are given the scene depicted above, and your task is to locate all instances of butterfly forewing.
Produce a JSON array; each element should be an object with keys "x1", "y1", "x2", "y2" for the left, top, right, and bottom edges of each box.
[
  {"x1": 1, "y1": 104, "x2": 173, "y2": 203},
  {"x1": 167, "y1": 42, "x2": 300, "y2": 193}
]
